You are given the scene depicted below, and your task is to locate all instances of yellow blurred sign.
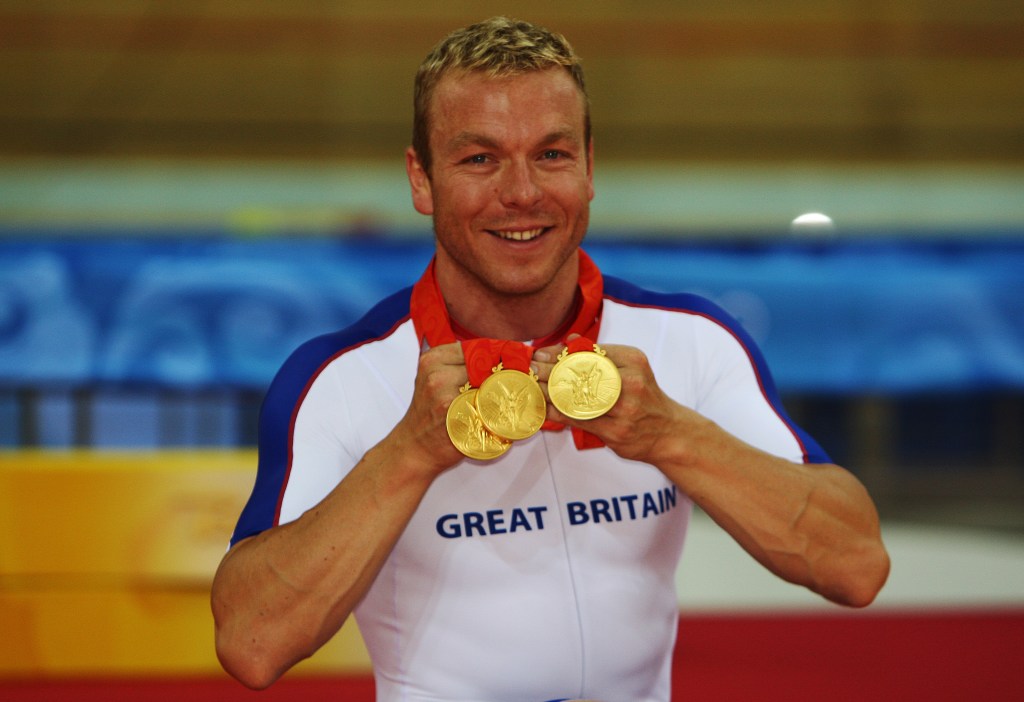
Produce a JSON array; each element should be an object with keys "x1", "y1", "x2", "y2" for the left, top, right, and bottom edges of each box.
[{"x1": 0, "y1": 450, "x2": 370, "y2": 677}]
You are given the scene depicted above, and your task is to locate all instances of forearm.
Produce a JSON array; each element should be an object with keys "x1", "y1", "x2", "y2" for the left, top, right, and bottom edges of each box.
[
  {"x1": 658, "y1": 411, "x2": 889, "y2": 607},
  {"x1": 211, "y1": 439, "x2": 435, "y2": 688}
]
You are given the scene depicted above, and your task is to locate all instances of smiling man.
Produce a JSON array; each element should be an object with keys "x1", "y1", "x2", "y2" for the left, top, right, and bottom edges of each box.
[
  {"x1": 211, "y1": 17, "x2": 889, "y2": 702},
  {"x1": 407, "y1": 65, "x2": 592, "y2": 339}
]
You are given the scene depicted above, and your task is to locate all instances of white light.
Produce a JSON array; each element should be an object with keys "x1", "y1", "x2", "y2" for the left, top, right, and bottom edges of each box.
[{"x1": 789, "y1": 212, "x2": 836, "y2": 236}]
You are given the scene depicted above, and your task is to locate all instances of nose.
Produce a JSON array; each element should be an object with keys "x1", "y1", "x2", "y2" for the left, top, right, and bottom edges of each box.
[{"x1": 497, "y1": 160, "x2": 543, "y2": 209}]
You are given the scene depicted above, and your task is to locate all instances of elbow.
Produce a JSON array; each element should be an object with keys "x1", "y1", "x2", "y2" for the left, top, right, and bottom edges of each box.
[
  {"x1": 212, "y1": 596, "x2": 287, "y2": 690},
  {"x1": 826, "y1": 541, "x2": 891, "y2": 608},
  {"x1": 215, "y1": 628, "x2": 285, "y2": 691},
  {"x1": 223, "y1": 663, "x2": 280, "y2": 692},
  {"x1": 212, "y1": 598, "x2": 321, "y2": 690}
]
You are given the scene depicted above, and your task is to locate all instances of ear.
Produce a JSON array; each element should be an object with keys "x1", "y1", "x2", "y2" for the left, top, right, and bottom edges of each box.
[{"x1": 406, "y1": 146, "x2": 434, "y2": 216}]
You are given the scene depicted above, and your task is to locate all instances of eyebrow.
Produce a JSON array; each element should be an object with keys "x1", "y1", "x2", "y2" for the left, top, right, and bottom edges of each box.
[
  {"x1": 446, "y1": 128, "x2": 581, "y2": 154},
  {"x1": 447, "y1": 131, "x2": 500, "y2": 153}
]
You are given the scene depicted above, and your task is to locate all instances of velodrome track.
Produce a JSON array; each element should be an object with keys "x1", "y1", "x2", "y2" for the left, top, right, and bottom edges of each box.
[{"x1": 3, "y1": 508, "x2": 1021, "y2": 701}]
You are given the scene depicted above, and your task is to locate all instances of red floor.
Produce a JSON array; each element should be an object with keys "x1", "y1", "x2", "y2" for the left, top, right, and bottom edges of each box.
[{"x1": 3, "y1": 610, "x2": 1022, "y2": 701}]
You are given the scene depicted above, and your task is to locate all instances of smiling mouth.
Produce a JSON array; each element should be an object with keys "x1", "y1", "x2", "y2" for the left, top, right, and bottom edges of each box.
[{"x1": 489, "y1": 227, "x2": 547, "y2": 242}]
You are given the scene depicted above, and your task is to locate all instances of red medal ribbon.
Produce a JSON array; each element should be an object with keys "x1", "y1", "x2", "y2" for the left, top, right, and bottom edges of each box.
[
  {"x1": 410, "y1": 258, "x2": 457, "y2": 347},
  {"x1": 499, "y1": 340, "x2": 533, "y2": 374},
  {"x1": 461, "y1": 338, "x2": 534, "y2": 387},
  {"x1": 410, "y1": 250, "x2": 606, "y2": 450},
  {"x1": 564, "y1": 335, "x2": 597, "y2": 354},
  {"x1": 461, "y1": 338, "x2": 505, "y2": 387}
]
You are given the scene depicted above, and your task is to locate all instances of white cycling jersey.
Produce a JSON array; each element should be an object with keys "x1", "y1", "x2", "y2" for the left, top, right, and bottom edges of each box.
[{"x1": 231, "y1": 272, "x2": 828, "y2": 702}]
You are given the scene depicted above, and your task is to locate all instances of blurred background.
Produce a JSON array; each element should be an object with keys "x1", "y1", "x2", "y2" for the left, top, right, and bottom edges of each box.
[{"x1": 1, "y1": 1, "x2": 1022, "y2": 700}]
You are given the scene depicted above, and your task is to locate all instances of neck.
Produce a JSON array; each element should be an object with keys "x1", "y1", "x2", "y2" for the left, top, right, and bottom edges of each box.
[
  {"x1": 438, "y1": 260, "x2": 579, "y2": 342},
  {"x1": 447, "y1": 291, "x2": 577, "y2": 342}
]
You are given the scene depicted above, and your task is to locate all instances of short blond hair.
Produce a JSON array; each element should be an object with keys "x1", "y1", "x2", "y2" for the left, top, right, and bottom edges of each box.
[{"x1": 412, "y1": 16, "x2": 589, "y2": 175}]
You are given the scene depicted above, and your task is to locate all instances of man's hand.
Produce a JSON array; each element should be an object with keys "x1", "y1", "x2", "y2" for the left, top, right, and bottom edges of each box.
[
  {"x1": 390, "y1": 341, "x2": 470, "y2": 476},
  {"x1": 532, "y1": 335, "x2": 696, "y2": 465}
]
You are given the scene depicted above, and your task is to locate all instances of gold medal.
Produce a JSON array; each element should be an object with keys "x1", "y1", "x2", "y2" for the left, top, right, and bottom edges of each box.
[
  {"x1": 446, "y1": 384, "x2": 511, "y2": 460},
  {"x1": 476, "y1": 364, "x2": 547, "y2": 441},
  {"x1": 548, "y1": 344, "x2": 621, "y2": 420}
]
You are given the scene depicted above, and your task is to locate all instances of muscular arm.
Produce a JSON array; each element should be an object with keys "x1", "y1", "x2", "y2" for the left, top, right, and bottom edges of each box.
[
  {"x1": 211, "y1": 344, "x2": 466, "y2": 689},
  {"x1": 648, "y1": 410, "x2": 889, "y2": 607},
  {"x1": 534, "y1": 342, "x2": 890, "y2": 607}
]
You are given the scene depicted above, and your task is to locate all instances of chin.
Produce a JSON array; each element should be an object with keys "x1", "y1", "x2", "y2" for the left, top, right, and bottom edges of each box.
[{"x1": 487, "y1": 271, "x2": 555, "y2": 298}]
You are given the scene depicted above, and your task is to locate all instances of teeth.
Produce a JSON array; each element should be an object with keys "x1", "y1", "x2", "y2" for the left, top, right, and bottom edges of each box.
[{"x1": 495, "y1": 228, "x2": 544, "y2": 241}]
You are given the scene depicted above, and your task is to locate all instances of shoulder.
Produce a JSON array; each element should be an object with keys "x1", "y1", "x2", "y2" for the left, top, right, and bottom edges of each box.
[
  {"x1": 603, "y1": 275, "x2": 749, "y2": 341},
  {"x1": 603, "y1": 275, "x2": 829, "y2": 464},
  {"x1": 283, "y1": 286, "x2": 411, "y2": 373},
  {"x1": 231, "y1": 288, "x2": 414, "y2": 546},
  {"x1": 262, "y1": 286, "x2": 413, "y2": 410},
  {"x1": 602, "y1": 274, "x2": 772, "y2": 380}
]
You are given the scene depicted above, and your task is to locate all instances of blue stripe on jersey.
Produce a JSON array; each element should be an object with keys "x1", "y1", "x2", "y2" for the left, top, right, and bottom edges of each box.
[
  {"x1": 602, "y1": 275, "x2": 830, "y2": 465},
  {"x1": 230, "y1": 286, "x2": 414, "y2": 546}
]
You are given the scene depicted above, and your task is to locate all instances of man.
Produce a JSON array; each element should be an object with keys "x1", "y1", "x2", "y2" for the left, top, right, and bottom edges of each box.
[{"x1": 212, "y1": 16, "x2": 889, "y2": 701}]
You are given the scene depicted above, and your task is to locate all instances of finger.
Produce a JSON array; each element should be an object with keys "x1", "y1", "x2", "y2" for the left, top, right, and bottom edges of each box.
[
  {"x1": 544, "y1": 399, "x2": 572, "y2": 426},
  {"x1": 422, "y1": 340, "x2": 466, "y2": 365},
  {"x1": 598, "y1": 344, "x2": 647, "y2": 376},
  {"x1": 529, "y1": 345, "x2": 562, "y2": 382},
  {"x1": 414, "y1": 352, "x2": 469, "y2": 404},
  {"x1": 532, "y1": 335, "x2": 614, "y2": 366},
  {"x1": 531, "y1": 343, "x2": 561, "y2": 363}
]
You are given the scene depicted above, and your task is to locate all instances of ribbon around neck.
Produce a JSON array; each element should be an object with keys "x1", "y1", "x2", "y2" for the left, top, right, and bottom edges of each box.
[{"x1": 410, "y1": 250, "x2": 607, "y2": 450}]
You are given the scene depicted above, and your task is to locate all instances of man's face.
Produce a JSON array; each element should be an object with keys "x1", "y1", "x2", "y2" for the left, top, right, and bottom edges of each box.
[{"x1": 407, "y1": 67, "x2": 594, "y2": 300}]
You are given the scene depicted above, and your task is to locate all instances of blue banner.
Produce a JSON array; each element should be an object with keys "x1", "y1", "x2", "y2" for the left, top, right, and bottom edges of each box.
[{"x1": 2, "y1": 234, "x2": 1022, "y2": 394}]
